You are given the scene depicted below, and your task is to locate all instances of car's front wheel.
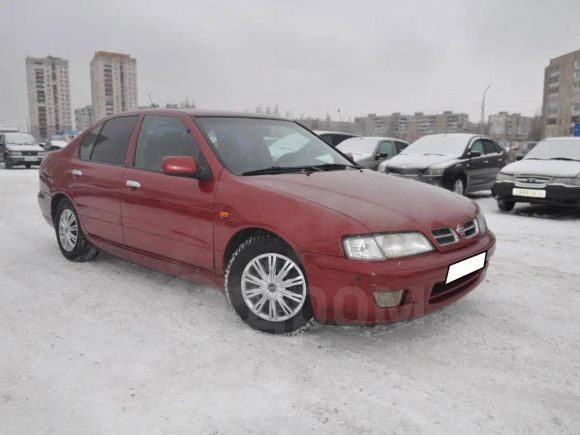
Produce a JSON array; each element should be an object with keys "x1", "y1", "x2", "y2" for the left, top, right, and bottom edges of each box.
[
  {"x1": 451, "y1": 177, "x2": 465, "y2": 196},
  {"x1": 225, "y1": 235, "x2": 314, "y2": 334},
  {"x1": 4, "y1": 156, "x2": 13, "y2": 169},
  {"x1": 497, "y1": 199, "x2": 515, "y2": 212},
  {"x1": 55, "y1": 199, "x2": 99, "y2": 262}
]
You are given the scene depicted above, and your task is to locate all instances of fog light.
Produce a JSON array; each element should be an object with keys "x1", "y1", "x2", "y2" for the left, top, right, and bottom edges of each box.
[{"x1": 373, "y1": 290, "x2": 405, "y2": 308}]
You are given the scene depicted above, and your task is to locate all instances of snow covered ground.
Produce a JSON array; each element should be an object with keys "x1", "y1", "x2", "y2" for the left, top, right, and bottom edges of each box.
[{"x1": 1, "y1": 167, "x2": 579, "y2": 435}]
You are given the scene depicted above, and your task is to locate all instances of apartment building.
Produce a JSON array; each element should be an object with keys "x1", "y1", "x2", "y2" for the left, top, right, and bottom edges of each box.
[
  {"x1": 354, "y1": 111, "x2": 470, "y2": 140},
  {"x1": 541, "y1": 49, "x2": 580, "y2": 137},
  {"x1": 74, "y1": 105, "x2": 94, "y2": 131},
  {"x1": 90, "y1": 51, "x2": 138, "y2": 121},
  {"x1": 25, "y1": 56, "x2": 72, "y2": 140},
  {"x1": 488, "y1": 112, "x2": 536, "y2": 142}
]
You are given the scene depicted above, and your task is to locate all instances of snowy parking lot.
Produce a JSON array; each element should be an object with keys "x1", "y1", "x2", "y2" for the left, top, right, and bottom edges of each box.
[{"x1": 1, "y1": 167, "x2": 579, "y2": 434}]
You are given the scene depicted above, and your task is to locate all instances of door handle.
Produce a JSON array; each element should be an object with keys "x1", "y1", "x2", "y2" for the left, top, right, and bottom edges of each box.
[
  {"x1": 126, "y1": 180, "x2": 141, "y2": 189},
  {"x1": 483, "y1": 160, "x2": 489, "y2": 164},
  {"x1": 71, "y1": 169, "x2": 82, "y2": 176}
]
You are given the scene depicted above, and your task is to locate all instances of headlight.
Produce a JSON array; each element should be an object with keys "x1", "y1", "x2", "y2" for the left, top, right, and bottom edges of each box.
[
  {"x1": 37, "y1": 151, "x2": 46, "y2": 157},
  {"x1": 496, "y1": 172, "x2": 514, "y2": 182},
  {"x1": 552, "y1": 177, "x2": 580, "y2": 186},
  {"x1": 343, "y1": 232, "x2": 434, "y2": 260},
  {"x1": 476, "y1": 211, "x2": 488, "y2": 234},
  {"x1": 424, "y1": 166, "x2": 445, "y2": 176},
  {"x1": 9, "y1": 151, "x2": 22, "y2": 156}
]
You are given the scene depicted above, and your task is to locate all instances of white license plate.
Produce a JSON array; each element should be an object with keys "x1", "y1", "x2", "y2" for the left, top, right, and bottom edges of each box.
[
  {"x1": 446, "y1": 252, "x2": 486, "y2": 284},
  {"x1": 512, "y1": 187, "x2": 546, "y2": 198},
  {"x1": 24, "y1": 157, "x2": 38, "y2": 162}
]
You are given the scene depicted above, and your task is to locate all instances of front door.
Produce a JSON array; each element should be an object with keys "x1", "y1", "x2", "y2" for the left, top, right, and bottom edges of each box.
[
  {"x1": 465, "y1": 139, "x2": 487, "y2": 192},
  {"x1": 121, "y1": 114, "x2": 216, "y2": 271}
]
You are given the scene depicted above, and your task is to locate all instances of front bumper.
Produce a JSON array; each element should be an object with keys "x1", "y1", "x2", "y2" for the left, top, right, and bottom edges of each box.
[
  {"x1": 492, "y1": 181, "x2": 580, "y2": 206},
  {"x1": 386, "y1": 171, "x2": 444, "y2": 187},
  {"x1": 301, "y1": 232, "x2": 496, "y2": 324},
  {"x1": 6, "y1": 155, "x2": 44, "y2": 165}
]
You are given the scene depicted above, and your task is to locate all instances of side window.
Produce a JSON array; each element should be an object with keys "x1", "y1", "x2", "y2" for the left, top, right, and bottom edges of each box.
[
  {"x1": 395, "y1": 141, "x2": 408, "y2": 153},
  {"x1": 469, "y1": 140, "x2": 485, "y2": 155},
  {"x1": 90, "y1": 116, "x2": 137, "y2": 164},
  {"x1": 377, "y1": 141, "x2": 395, "y2": 157},
  {"x1": 483, "y1": 140, "x2": 498, "y2": 155},
  {"x1": 79, "y1": 125, "x2": 102, "y2": 160},
  {"x1": 134, "y1": 115, "x2": 201, "y2": 172}
]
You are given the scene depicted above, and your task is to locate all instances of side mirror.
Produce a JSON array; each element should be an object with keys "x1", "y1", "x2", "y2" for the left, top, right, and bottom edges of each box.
[
  {"x1": 375, "y1": 153, "x2": 389, "y2": 160},
  {"x1": 468, "y1": 150, "x2": 481, "y2": 158},
  {"x1": 162, "y1": 156, "x2": 202, "y2": 178},
  {"x1": 516, "y1": 155, "x2": 523, "y2": 161}
]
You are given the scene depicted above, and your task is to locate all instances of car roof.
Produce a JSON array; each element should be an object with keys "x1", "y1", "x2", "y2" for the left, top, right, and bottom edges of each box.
[
  {"x1": 106, "y1": 108, "x2": 286, "y2": 120},
  {"x1": 314, "y1": 130, "x2": 360, "y2": 136},
  {"x1": 343, "y1": 136, "x2": 407, "y2": 142},
  {"x1": 544, "y1": 136, "x2": 580, "y2": 142}
]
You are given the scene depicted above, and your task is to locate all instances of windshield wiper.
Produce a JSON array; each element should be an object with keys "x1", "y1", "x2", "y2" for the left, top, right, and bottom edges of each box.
[
  {"x1": 549, "y1": 157, "x2": 580, "y2": 162},
  {"x1": 242, "y1": 163, "x2": 360, "y2": 176}
]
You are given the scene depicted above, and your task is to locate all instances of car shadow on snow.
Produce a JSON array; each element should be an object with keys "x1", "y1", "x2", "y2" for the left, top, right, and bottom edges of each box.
[{"x1": 511, "y1": 204, "x2": 580, "y2": 221}]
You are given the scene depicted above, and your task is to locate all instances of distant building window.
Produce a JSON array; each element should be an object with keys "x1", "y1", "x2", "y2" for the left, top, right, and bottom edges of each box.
[{"x1": 547, "y1": 118, "x2": 558, "y2": 125}]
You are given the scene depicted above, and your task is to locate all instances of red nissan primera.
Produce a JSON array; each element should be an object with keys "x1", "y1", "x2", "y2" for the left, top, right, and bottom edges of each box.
[{"x1": 38, "y1": 110, "x2": 495, "y2": 334}]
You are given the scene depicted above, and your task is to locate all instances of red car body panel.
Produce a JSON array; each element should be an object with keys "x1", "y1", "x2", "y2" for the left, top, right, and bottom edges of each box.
[{"x1": 38, "y1": 109, "x2": 496, "y2": 325}]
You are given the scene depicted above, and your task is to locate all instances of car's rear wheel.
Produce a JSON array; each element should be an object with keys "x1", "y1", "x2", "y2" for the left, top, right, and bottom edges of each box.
[
  {"x1": 497, "y1": 199, "x2": 515, "y2": 212},
  {"x1": 225, "y1": 235, "x2": 314, "y2": 334},
  {"x1": 452, "y1": 177, "x2": 465, "y2": 196},
  {"x1": 55, "y1": 199, "x2": 99, "y2": 262}
]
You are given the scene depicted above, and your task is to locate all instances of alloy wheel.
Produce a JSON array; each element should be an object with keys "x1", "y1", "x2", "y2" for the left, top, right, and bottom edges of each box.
[
  {"x1": 241, "y1": 253, "x2": 307, "y2": 322},
  {"x1": 58, "y1": 209, "x2": 78, "y2": 252}
]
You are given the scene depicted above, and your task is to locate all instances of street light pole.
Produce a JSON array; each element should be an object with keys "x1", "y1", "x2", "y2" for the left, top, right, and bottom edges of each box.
[{"x1": 480, "y1": 85, "x2": 491, "y2": 134}]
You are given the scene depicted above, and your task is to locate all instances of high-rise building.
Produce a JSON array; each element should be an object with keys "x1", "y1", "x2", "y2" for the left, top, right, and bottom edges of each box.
[
  {"x1": 74, "y1": 105, "x2": 94, "y2": 131},
  {"x1": 541, "y1": 49, "x2": 580, "y2": 138},
  {"x1": 90, "y1": 51, "x2": 138, "y2": 121},
  {"x1": 488, "y1": 112, "x2": 535, "y2": 142},
  {"x1": 25, "y1": 56, "x2": 72, "y2": 140}
]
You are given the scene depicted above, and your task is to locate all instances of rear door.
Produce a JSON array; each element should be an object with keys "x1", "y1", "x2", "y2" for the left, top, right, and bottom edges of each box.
[
  {"x1": 69, "y1": 116, "x2": 138, "y2": 244},
  {"x1": 121, "y1": 114, "x2": 216, "y2": 271}
]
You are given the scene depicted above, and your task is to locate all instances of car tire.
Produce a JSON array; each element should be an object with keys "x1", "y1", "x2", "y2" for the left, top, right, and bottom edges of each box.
[
  {"x1": 497, "y1": 199, "x2": 515, "y2": 212},
  {"x1": 25, "y1": 163, "x2": 31, "y2": 169},
  {"x1": 225, "y1": 235, "x2": 314, "y2": 334},
  {"x1": 55, "y1": 199, "x2": 99, "y2": 262},
  {"x1": 4, "y1": 157, "x2": 13, "y2": 169},
  {"x1": 451, "y1": 177, "x2": 465, "y2": 196}
]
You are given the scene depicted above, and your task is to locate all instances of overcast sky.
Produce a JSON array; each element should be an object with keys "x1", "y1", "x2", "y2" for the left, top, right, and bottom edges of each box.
[{"x1": 2, "y1": 0, "x2": 580, "y2": 129}]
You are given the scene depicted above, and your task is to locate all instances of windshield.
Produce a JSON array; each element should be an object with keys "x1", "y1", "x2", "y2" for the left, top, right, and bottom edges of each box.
[
  {"x1": 337, "y1": 138, "x2": 377, "y2": 155},
  {"x1": 524, "y1": 139, "x2": 580, "y2": 161},
  {"x1": 194, "y1": 117, "x2": 354, "y2": 175},
  {"x1": 4, "y1": 133, "x2": 36, "y2": 145},
  {"x1": 402, "y1": 134, "x2": 469, "y2": 156}
]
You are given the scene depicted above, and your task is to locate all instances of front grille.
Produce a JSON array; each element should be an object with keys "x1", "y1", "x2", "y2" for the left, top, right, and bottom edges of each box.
[
  {"x1": 21, "y1": 151, "x2": 38, "y2": 156},
  {"x1": 387, "y1": 167, "x2": 419, "y2": 176},
  {"x1": 429, "y1": 270, "x2": 481, "y2": 304},
  {"x1": 431, "y1": 227, "x2": 458, "y2": 246},
  {"x1": 515, "y1": 174, "x2": 552, "y2": 188},
  {"x1": 463, "y1": 219, "x2": 478, "y2": 239},
  {"x1": 431, "y1": 218, "x2": 479, "y2": 246}
]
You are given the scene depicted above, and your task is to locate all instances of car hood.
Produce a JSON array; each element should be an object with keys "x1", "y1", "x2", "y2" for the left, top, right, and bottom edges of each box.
[
  {"x1": 246, "y1": 170, "x2": 478, "y2": 233},
  {"x1": 5, "y1": 144, "x2": 44, "y2": 152},
  {"x1": 387, "y1": 153, "x2": 459, "y2": 169},
  {"x1": 502, "y1": 159, "x2": 580, "y2": 177}
]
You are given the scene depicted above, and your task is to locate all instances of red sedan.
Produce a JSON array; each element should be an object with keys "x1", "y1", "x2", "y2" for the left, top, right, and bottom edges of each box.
[{"x1": 38, "y1": 110, "x2": 495, "y2": 334}]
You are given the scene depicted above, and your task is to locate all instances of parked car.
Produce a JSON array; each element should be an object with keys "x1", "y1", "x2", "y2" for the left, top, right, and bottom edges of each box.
[
  {"x1": 336, "y1": 136, "x2": 409, "y2": 170},
  {"x1": 0, "y1": 132, "x2": 45, "y2": 168},
  {"x1": 38, "y1": 110, "x2": 495, "y2": 334},
  {"x1": 314, "y1": 130, "x2": 360, "y2": 147},
  {"x1": 492, "y1": 137, "x2": 580, "y2": 211},
  {"x1": 44, "y1": 134, "x2": 73, "y2": 151},
  {"x1": 380, "y1": 133, "x2": 507, "y2": 195}
]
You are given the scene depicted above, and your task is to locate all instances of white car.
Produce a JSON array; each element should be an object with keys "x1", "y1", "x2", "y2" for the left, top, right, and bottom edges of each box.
[{"x1": 492, "y1": 137, "x2": 580, "y2": 210}]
